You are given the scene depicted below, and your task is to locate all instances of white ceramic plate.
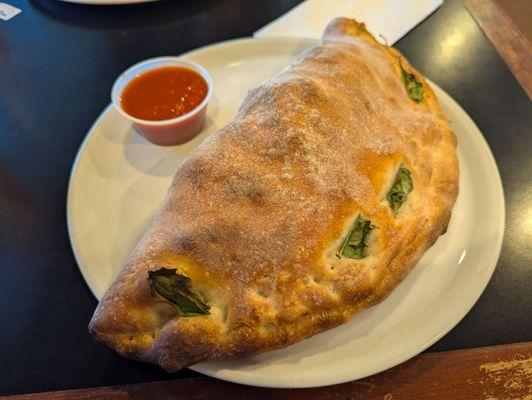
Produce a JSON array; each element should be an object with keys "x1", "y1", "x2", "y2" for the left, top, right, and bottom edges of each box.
[
  {"x1": 57, "y1": 0, "x2": 157, "y2": 5},
  {"x1": 67, "y1": 37, "x2": 505, "y2": 388}
]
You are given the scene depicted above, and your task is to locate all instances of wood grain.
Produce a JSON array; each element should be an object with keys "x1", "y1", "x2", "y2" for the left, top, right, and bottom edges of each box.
[
  {"x1": 4, "y1": 342, "x2": 531, "y2": 399},
  {"x1": 464, "y1": 0, "x2": 532, "y2": 99},
  {"x1": 494, "y1": 0, "x2": 532, "y2": 43}
]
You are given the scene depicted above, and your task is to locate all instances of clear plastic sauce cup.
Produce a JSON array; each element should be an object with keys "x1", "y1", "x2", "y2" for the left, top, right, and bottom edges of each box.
[{"x1": 111, "y1": 57, "x2": 213, "y2": 146}]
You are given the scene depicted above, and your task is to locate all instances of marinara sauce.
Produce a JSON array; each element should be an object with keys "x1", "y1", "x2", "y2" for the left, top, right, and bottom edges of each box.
[{"x1": 120, "y1": 66, "x2": 208, "y2": 121}]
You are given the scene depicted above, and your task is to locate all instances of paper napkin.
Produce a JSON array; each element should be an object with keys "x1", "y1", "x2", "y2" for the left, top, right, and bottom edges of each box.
[{"x1": 254, "y1": 0, "x2": 443, "y2": 45}]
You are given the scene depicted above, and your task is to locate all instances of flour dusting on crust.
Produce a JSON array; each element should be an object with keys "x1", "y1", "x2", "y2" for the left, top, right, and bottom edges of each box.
[{"x1": 89, "y1": 18, "x2": 459, "y2": 371}]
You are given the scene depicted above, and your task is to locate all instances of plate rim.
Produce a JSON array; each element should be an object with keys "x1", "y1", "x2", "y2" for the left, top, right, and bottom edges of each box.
[
  {"x1": 67, "y1": 36, "x2": 505, "y2": 388},
  {"x1": 56, "y1": 0, "x2": 158, "y2": 5}
]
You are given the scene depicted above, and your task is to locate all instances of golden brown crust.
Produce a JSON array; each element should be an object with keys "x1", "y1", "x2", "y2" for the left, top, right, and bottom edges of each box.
[{"x1": 89, "y1": 18, "x2": 459, "y2": 371}]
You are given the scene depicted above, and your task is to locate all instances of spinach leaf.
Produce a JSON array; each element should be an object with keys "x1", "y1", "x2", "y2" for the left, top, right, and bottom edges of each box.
[
  {"x1": 148, "y1": 268, "x2": 210, "y2": 316},
  {"x1": 337, "y1": 215, "x2": 375, "y2": 259},
  {"x1": 387, "y1": 166, "x2": 413, "y2": 215},
  {"x1": 400, "y1": 63, "x2": 424, "y2": 102}
]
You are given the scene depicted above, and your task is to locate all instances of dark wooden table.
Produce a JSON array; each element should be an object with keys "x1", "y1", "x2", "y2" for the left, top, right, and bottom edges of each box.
[{"x1": 0, "y1": 0, "x2": 531, "y2": 397}]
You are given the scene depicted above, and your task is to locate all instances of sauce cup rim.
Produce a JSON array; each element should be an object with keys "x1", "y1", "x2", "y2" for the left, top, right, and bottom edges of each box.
[{"x1": 111, "y1": 56, "x2": 213, "y2": 126}]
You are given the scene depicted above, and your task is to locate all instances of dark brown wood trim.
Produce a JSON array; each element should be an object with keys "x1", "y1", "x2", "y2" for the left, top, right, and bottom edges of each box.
[
  {"x1": 3, "y1": 342, "x2": 531, "y2": 399},
  {"x1": 464, "y1": 0, "x2": 532, "y2": 99}
]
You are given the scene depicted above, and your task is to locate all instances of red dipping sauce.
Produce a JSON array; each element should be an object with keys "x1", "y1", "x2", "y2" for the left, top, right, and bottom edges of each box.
[{"x1": 120, "y1": 66, "x2": 208, "y2": 121}]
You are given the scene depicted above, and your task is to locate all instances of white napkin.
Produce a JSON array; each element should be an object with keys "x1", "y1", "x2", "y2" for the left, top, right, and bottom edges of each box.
[{"x1": 254, "y1": 0, "x2": 443, "y2": 45}]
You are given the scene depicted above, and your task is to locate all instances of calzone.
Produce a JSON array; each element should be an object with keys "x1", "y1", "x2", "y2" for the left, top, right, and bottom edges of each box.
[{"x1": 89, "y1": 18, "x2": 459, "y2": 371}]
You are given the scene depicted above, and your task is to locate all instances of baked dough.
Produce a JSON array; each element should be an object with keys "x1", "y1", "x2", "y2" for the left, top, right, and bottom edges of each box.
[{"x1": 89, "y1": 18, "x2": 459, "y2": 371}]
